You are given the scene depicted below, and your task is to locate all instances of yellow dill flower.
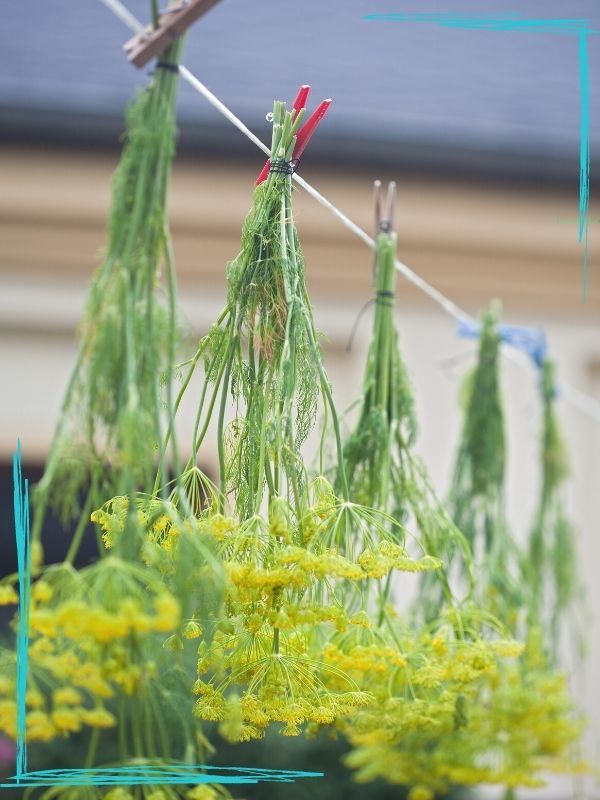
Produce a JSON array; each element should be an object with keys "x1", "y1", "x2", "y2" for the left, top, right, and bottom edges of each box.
[
  {"x1": 56, "y1": 600, "x2": 88, "y2": 636},
  {"x1": 206, "y1": 514, "x2": 237, "y2": 541},
  {"x1": 163, "y1": 635, "x2": 184, "y2": 652},
  {"x1": 51, "y1": 706, "x2": 82, "y2": 733},
  {"x1": 153, "y1": 593, "x2": 180, "y2": 631},
  {"x1": 0, "y1": 699, "x2": 16, "y2": 737},
  {"x1": 186, "y1": 786, "x2": 218, "y2": 800},
  {"x1": 29, "y1": 609, "x2": 57, "y2": 637},
  {"x1": 491, "y1": 639, "x2": 525, "y2": 658},
  {"x1": 31, "y1": 581, "x2": 53, "y2": 603},
  {"x1": 52, "y1": 688, "x2": 83, "y2": 706},
  {"x1": 147, "y1": 792, "x2": 168, "y2": 800},
  {"x1": 0, "y1": 676, "x2": 13, "y2": 694},
  {"x1": 29, "y1": 638, "x2": 54, "y2": 657},
  {"x1": 87, "y1": 608, "x2": 128, "y2": 643},
  {"x1": 408, "y1": 786, "x2": 434, "y2": 800},
  {"x1": 26, "y1": 689, "x2": 45, "y2": 709},
  {"x1": 80, "y1": 707, "x2": 117, "y2": 728},
  {"x1": 183, "y1": 620, "x2": 202, "y2": 639},
  {"x1": 26, "y1": 710, "x2": 56, "y2": 742},
  {"x1": 0, "y1": 585, "x2": 18, "y2": 606},
  {"x1": 120, "y1": 598, "x2": 152, "y2": 633},
  {"x1": 104, "y1": 790, "x2": 135, "y2": 800},
  {"x1": 71, "y1": 663, "x2": 114, "y2": 698},
  {"x1": 349, "y1": 611, "x2": 372, "y2": 629},
  {"x1": 111, "y1": 666, "x2": 142, "y2": 695}
]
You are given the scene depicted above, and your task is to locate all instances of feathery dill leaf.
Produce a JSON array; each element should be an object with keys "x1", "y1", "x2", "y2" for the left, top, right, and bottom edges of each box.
[{"x1": 33, "y1": 40, "x2": 185, "y2": 551}]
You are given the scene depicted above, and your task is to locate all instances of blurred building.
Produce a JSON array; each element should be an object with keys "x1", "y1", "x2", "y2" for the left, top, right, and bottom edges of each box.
[{"x1": 1, "y1": 0, "x2": 599, "y2": 790}]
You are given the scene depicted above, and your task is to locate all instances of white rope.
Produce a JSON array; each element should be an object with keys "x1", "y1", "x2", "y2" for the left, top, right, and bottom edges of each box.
[{"x1": 99, "y1": 0, "x2": 600, "y2": 424}]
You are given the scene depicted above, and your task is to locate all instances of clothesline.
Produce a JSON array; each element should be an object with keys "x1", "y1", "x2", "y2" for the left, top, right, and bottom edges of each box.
[{"x1": 98, "y1": 0, "x2": 600, "y2": 425}]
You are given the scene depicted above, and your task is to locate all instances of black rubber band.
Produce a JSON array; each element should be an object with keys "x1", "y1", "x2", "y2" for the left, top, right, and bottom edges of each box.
[
  {"x1": 269, "y1": 158, "x2": 299, "y2": 176},
  {"x1": 156, "y1": 61, "x2": 179, "y2": 73},
  {"x1": 375, "y1": 289, "x2": 395, "y2": 307}
]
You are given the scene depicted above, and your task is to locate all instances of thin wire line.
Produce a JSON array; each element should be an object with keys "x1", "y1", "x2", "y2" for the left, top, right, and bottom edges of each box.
[{"x1": 98, "y1": 0, "x2": 600, "y2": 425}]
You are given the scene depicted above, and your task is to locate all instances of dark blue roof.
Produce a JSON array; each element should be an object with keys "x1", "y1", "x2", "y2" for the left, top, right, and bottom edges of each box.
[{"x1": 1, "y1": 0, "x2": 599, "y2": 177}]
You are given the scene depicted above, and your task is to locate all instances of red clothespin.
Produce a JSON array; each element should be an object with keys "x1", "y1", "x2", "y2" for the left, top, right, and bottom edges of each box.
[
  {"x1": 256, "y1": 86, "x2": 332, "y2": 185},
  {"x1": 124, "y1": 0, "x2": 223, "y2": 68}
]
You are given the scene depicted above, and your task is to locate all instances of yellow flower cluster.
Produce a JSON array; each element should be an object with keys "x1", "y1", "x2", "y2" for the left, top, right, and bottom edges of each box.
[
  {"x1": 342, "y1": 632, "x2": 584, "y2": 795},
  {"x1": 0, "y1": 667, "x2": 116, "y2": 742},
  {"x1": 0, "y1": 584, "x2": 18, "y2": 605},
  {"x1": 30, "y1": 594, "x2": 179, "y2": 644},
  {"x1": 0, "y1": 550, "x2": 184, "y2": 749},
  {"x1": 179, "y1": 479, "x2": 449, "y2": 743}
]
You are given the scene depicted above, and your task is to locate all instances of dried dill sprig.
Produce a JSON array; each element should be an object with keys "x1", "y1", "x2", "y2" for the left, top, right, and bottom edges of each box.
[
  {"x1": 341, "y1": 182, "x2": 472, "y2": 622},
  {"x1": 446, "y1": 303, "x2": 524, "y2": 626},
  {"x1": 178, "y1": 99, "x2": 348, "y2": 519},
  {"x1": 527, "y1": 359, "x2": 580, "y2": 657},
  {"x1": 32, "y1": 40, "x2": 185, "y2": 551}
]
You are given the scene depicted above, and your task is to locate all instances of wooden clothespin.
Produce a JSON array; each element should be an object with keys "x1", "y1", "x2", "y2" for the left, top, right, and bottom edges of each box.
[
  {"x1": 124, "y1": 0, "x2": 222, "y2": 68},
  {"x1": 373, "y1": 180, "x2": 396, "y2": 235}
]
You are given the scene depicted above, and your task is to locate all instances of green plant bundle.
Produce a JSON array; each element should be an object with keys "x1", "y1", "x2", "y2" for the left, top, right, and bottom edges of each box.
[
  {"x1": 32, "y1": 39, "x2": 185, "y2": 554},
  {"x1": 89, "y1": 103, "x2": 453, "y2": 747},
  {"x1": 337, "y1": 278, "x2": 583, "y2": 796},
  {"x1": 446, "y1": 304, "x2": 523, "y2": 627},
  {"x1": 341, "y1": 203, "x2": 472, "y2": 621},
  {"x1": 527, "y1": 359, "x2": 580, "y2": 658},
  {"x1": 182, "y1": 99, "x2": 338, "y2": 519}
]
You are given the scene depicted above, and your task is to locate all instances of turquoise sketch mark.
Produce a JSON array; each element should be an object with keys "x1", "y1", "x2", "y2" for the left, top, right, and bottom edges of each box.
[
  {"x1": 364, "y1": 12, "x2": 597, "y2": 298},
  {"x1": 13, "y1": 439, "x2": 30, "y2": 779},
  {"x1": 2, "y1": 443, "x2": 324, "y2": 790}
]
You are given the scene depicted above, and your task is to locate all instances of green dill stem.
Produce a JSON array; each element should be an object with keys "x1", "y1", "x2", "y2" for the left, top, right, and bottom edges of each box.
[
  {"x1": 254, "y1": 372, "x2": 270, "y2": 515},
  {"x1": 153, "y1": 308, "x2": 230, "y2": 496},
  {"x1": 84, "y1": 726, "x2": 100, "y2": 769},
  {"x1": 131, "y1": 696, "x2": 145, "y2": 758},
  {"x1": 143, "y1": 686, "x2": 157, "y2": 758},
  {"x1": 151, "y1": 0, "x2": 160, "y2": 28},
  {"x1": 31, "y1": 340, "x2": 87, "y2": 544},
  {"x1": 319, "y1": 387, "x2": 329, "y2": 476},
  {"x1": 190, "y1": 341, "x2": 230, "y2": 458},
  {"x1": 280, "y1": 179, "x2": 349, "y2": 502},
  {"x1": 149, "y1": 690, "x2": 172, "y2": 759},
  {"x1": 64, "y1": 486, "x2": 95, "y2": 565},
  {"x1": 217, "y1": 342, "x2": 235, "y2": 508},
  {"x1": 118, "y1": 694, "x2": 128, "y2": 761},
  {"x1": 301, "y1": 308, "x2": 349, "y2": 497},
  {"x1": 162, "y1": 225, "x2": 181, "y2": 480}
]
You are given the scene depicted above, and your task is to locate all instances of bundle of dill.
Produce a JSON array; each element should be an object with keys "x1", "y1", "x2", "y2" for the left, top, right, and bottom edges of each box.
[
  {"x1": 180, "y1": 99, "x2": 342, "y2": 519},
  {"x1": 446, "y1": 304, "x2": 523, "y2": 626},
  {"x1": 341, "y1": 182, "x2": 471, "y2": 621},
  {"x1": 32, "y1": 39, "x2": 185, "y2": 553},
  {"x1": 338, "y1": 234, "x2": 583, "y2": 799},
  {"x1": 527, "y1": 359, "x2": 580, "y2": 657}
]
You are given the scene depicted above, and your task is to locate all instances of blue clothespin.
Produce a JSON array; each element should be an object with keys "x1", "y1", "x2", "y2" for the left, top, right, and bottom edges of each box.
[{"x1": 457, "y1": 319, "x2": 548, "y2": 370}]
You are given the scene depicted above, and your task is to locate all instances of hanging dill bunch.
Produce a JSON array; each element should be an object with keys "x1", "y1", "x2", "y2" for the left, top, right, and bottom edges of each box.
[
  {"x1": 341, "y1": 182, "x2": 472, "y2": 622},
  {"x1": 339, "y1": 321, "x2": 585, "y2": 795},
  {"x1": 446, "y1": 303, "x2": 523, "y2": 627},
  {"x1": 182, "y1": 98, "x2": 345, "y2": 521},
  {"x1": 32, "y1": 39, "x2": 185, "y2": 547},
  {"x1": 121, "y1": 104, "x2": 448, "y2": 745},
  {"x1": 527, "y1": 359, "x2": 580, "y2": 658}
]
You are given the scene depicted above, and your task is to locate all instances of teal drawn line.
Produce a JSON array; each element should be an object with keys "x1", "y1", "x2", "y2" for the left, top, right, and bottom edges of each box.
[
  {"x1": 0, "y1": 765, "x2": 323, "y2": 788},
  {"x1": 364, "y1": 12, "x2": 595, "y2": 296},
  {"x1": 13, "y1": 440, "x2": 30, "y2": 779},
  {"x1": 6, "y1": 443, "x2": 324, "y2": 789},
  {"x1": 363, "y1": 13, "x2": 597, "y2": 34}
]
